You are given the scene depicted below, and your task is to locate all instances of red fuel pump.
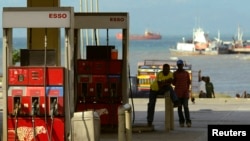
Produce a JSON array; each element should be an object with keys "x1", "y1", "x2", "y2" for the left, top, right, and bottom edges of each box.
[
  {"x1": 76, "y1": 46, "x2": 123, "y2": 128},
  {"x1": 73, "y1": 12, "x2": 130, "y2": 134},
  {"x1": 7, "y1": 66, "x2": 65, "y2": 141},
  {"x1": 2, "y1": 7, "x2": 75, "y2": 141},
  {"x1": 3, "y1": 10, "x2": 129, "y2": 140}
]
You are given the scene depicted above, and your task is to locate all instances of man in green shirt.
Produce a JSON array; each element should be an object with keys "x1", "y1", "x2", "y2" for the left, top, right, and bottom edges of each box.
[{"x1": 205, "y1": 76, "x2": 215, "y2": 98}]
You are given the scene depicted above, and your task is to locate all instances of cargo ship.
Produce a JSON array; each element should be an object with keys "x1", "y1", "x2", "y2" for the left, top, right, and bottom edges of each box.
[
  {"x1": 116, "y1": 30, "x2": 162, "y2": 40},
  {"x1": 169, "y1": 27, "x2": 219, "y2": 55},
  {"x1": 228, "y1": 26, "x2": 250, "y2": 54}
]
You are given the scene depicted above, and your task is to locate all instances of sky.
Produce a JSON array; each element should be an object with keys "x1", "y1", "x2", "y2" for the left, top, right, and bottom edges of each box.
[{"x1": 0, "y1": 0, "x2": 250, "y2": 38}]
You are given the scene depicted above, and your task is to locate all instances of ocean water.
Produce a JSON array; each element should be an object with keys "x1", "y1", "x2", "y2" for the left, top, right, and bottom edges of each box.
[{"x1": 1, "y1": 36, "x2": 250, "y2": 97}]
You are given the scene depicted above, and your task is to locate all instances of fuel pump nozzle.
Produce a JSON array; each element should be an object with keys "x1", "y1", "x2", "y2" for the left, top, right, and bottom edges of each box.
[
  {"x1": 50, "y1": 98, "x2": 58, "y2": 117},
  {"x1": 13, "y1": 98, "x2": 21, "y2": 141},
  {"x1": 31, "y1": 98, "x2": 39, "y2": 141},
  {"x1": 13, "y1": 99, "x2": 21, "y2": 117},
  {"x1": 31, "y1": 98, "x2": 39, "y2": 116},
  {"x1": 49, "y1": 98, "x2": 58, "y2": 141}
]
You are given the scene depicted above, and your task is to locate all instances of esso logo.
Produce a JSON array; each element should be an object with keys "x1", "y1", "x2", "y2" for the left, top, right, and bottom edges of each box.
[
  {"x1": 49, "y1": 13, "x2": 67, "y2": 19},
  {"x1": 110, "y1": 17, "x2": 125, "y2": 22}
]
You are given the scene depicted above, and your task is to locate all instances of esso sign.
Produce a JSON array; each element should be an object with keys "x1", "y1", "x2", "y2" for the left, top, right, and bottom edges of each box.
[
  {"x1": 110, "y1": 17, "x2": 125, "y2": 22},
  {"x1": 49, "y1": 13, "x2": 68, "y2": 19}
]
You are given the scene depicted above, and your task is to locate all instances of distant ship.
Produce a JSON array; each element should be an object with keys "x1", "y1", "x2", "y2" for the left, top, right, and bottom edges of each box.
[
  {"x1": 169, "y1": 27, "x2": 219, "y2": 55},
  {"x1": 227, "y1": 26, "x2": 250, "y2": 54},
  {"x1": 116, "y1": 30, "x2": 162, "y2": 40}
]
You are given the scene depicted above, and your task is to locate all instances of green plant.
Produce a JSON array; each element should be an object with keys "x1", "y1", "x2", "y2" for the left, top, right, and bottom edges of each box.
[{"x1": 12, "y1": 49, "x2": 20, "y2": 65}]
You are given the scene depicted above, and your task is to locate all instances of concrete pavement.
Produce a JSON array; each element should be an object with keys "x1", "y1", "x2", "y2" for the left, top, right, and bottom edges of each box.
[
  {"x1": 1, "y1": 98, "x2": 250, "y2": 141},
  {"x1": 100, "y1": 98, "x2": 250, "y2": 141}
]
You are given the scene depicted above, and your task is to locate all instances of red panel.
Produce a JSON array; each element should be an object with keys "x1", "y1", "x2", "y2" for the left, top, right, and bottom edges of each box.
[
  {"x1": 7, "y1": 96, "x2": 46, "y2": 117},
  {"x1": 46, "y1": 86, "x2": 63, "y2": 96},
  {"x1": 38, "y1": 96, "x2": 46, "y2": 116},
  {"x1": 7, "y1": 97, "x2": 14, "y2": 115},
  {"x1": 77, "y1": 60, "x2": 93, "y2": 74},
  {"x1": 100, "y1": 83, "x2": 109, "y2": 98},
  {"x1": 101, "y1": 103, "x2": 120, "y2": 126},
  {"x1": 21, "y1": 96, "x2": 46, "y2": 116},
  {"x1": 8, "y1": 87, "x2": 26, "y2": 115},
  {"x1": 28, "y1": 67, "x2": 44, "y2": 86},
  {"x1": 26, "y1": 87, "x2": 45, "y2": 96},
  {"x1": 7, "y1": 117, "x2": 64, "y2": 141},
  {"x1": 10, "y1": 89, "x2": 24, "y2": 96},
  {"x1": 9, "y1": 67, "x2": 64, "y2": 86},
  {"x1": 75, "y1": 103, "x2": 84, "y2": 111},
  {"x1": 92, "y1": 75, "x2": 109, "y2": 100},
  {"x1": 77, "y1": 83, "x2": 83, "y2": 98},
  {"x1": 21, "y1": 96, "x2": 31, "y2": 116},
  {"x1": 92, "y1": 61, "x2": 108, "y2": 74},
  {"x1": 78, "y1": 75, "x2": 92, "y2": 83},
  {"x1": 25, "y1": 87, "x2": 46, "y2": 115},
  {"x1": 108, "y1": 60, "x2": 122, "y2": 74},
  {"x1": 88, "y1": 83, "x2": 95, "y2": 98},
  {"x1": 78, "y1": 75, "x2": 93, "y2": 102},
  {"x1": 77, "y1": 82, "x2": 92, "y2": 103},
  {"x1": 46, "y1": 67, "x2": 64, "y2": 85},
  {"x1": 92, "y1": 75, "x2": 107, "y2": 83},
  {"x1": 8, "y1": 86, "x2": 26, "y2": 96},
  {"x1": 57, "y1": 97, "x2": 64, "y2": 115},
  {"x1": 8, "y1": 67, "x2": 29, "y2": 85}
]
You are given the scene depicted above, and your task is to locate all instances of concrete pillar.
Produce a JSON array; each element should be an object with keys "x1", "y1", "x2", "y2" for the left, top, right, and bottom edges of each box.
[{"x1": 165, "y1": 91, "x2": 174, "y2": 132}]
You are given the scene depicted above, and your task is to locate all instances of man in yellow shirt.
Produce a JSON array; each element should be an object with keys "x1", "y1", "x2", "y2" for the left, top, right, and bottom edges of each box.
[{"x1": 147, "y1": 64, "x2": 179, "y2": 126}]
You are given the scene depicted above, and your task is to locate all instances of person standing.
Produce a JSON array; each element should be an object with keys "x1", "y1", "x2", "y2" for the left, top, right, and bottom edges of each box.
[
  {"x1": 205, "y1": 76, "x2": 215, "y2": 98},
  {"x1": 173, "y1": 59, "x2": 192, "y2": 127},
  {"x1": 147, "y1": 64, "x2": 179, "y2": 126},
  {"x1": 198, "y1": 70, "x2": 207, "y2": 98}
]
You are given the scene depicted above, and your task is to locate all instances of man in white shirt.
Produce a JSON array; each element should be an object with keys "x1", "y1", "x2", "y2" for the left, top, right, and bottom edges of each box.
[{"x1": 198, "y1": 70, "x2": 207, "y2": 98}]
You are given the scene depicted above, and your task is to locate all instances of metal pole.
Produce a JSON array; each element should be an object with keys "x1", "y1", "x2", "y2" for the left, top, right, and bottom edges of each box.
[
  {"x1": 91, "y1": 0, "x2": 94, "y2": 45},
  {"x1": 85, "y1": 0, "x2": 89, "y2": 46},
  {"x1": 96, "y1": 0, "x2": 100, "y2": 45},
  {"x1": 80, "y1": 0, "x2": 84, "y2": 58}
]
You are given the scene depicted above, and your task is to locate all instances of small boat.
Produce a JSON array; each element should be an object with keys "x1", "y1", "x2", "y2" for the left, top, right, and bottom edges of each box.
[
  {"x1": 116, "y1": 30, "x2": 162, "y2": 40},
  {"x1": 169, "y1": 27, "x2": 219, "y2": 55}
]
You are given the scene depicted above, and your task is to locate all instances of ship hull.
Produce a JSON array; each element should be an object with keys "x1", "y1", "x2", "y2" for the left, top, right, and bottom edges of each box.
[
  {"x1": 228, "y1": 47, "x2": 250, "y2": 54},
  {"x1": 169, "y1": 48, "x2": 218, "y2": 56},
  {"x1": 116, "y1": 33, "x2": 161, "y2": 40},
  {"x1": 169, "y1": 42, "x2": 218, "y2": 56}
]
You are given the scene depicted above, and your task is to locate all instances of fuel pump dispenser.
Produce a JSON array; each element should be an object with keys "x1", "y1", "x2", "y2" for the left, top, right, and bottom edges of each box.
[
  {"x1": 73, "y1": 13, "x2": 130, "y2": 131},
  {"x1": 2, "y1": 7, "x2": 130, "y2": 140},
  {"x1": 2, "y1": 7, "x2": 74, "y2": 141}
]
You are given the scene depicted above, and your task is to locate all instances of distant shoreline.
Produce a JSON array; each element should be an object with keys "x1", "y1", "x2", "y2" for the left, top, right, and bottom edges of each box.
[{"x1": 192, "y1": 93, "x2": 232, "y2": 98}]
